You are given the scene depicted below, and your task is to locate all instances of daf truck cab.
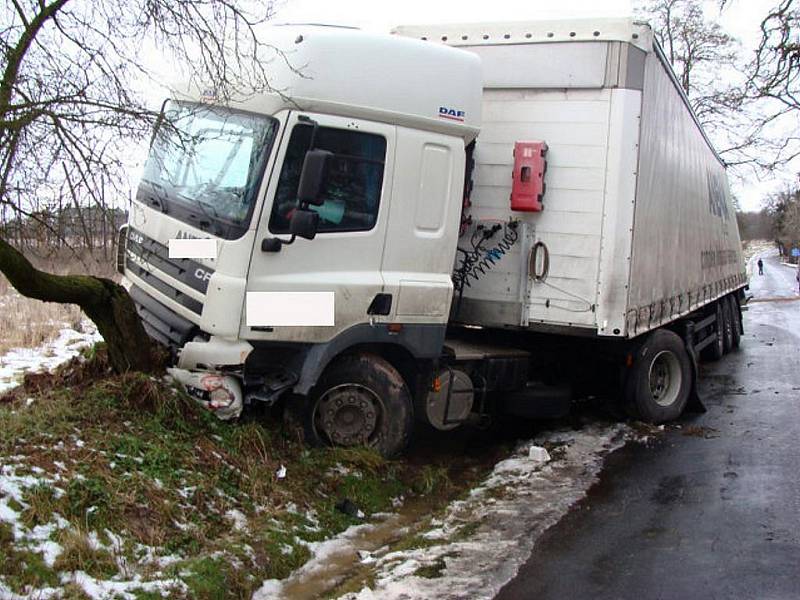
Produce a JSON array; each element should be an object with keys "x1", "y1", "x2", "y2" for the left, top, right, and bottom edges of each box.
[{"x1": 120, "y1": 25, "x2": 482, "y2": 456}]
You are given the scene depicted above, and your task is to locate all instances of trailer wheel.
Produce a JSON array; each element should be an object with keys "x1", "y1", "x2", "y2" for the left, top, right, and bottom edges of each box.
[
  {"x1": 721, "y1": 297, "x2": 735, "y2": 353},
  {"x1": 701, "y1": 301, "x2": 725, "y2": 362},
  {"x1": 303, "y1": 353, "x2": 413, "y2": 458},
  {"x1": 625, "y1": 329, "x2": 691, "y2": 423},
  {"x1": 728, "y1": 295, "x2": 742, "y2": 349}
]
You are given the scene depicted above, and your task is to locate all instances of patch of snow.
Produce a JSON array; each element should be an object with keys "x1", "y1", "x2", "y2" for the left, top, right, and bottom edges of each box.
[
  {"x1": 527, "y1": 445, "x2": 550, "y2": 462},
  {"x1": 0, "y1": 581, "x2": 60, "y2": 600},
  {"x1": 88, "y1": 530, "x2": 104, "y2": 550},
  {"x1": 358, "y1": 550, "x2": 376, "y2": 564},
  {"x1": 0, "y1": 466, "x2": 70, "y2": 566},
  {"x1": 225, "y1": 509, "x2": 248, "y2": 531},
  {"x1": 304, "y1": 509, "x2": 321, "y2": 531},
  {"x1": 0, "y1": 321, "x2": 103, "y2": 393},
  {"x1": 421, "y1": 527, "x2": 446, "y2": 540},
  {"x1": 0, "y1": 500, "x2": 20, "y2": 525},
  {"x1": 155, "y1": 554, "x2": 183, "y2": 568},
  {"x1": 62, "y1": 570, "x2": 185, "y2": 600},
  {"x1": 253, "y1": 521, "x2": 379, "y2": 600},
  {"x1": 33, "y1": 540, "x2": 64, "y2": 568},
  {"x1": 253, "y1": 580, "x2": 283, "y2": 599},
  {"x1": 344, "y1": 423, "x2": 633, "y2": 600}
]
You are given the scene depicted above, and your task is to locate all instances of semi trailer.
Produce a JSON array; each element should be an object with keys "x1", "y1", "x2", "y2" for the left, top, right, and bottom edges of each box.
[{"x1": 120, "y1": 18, "x2": 747, "y2": 456}]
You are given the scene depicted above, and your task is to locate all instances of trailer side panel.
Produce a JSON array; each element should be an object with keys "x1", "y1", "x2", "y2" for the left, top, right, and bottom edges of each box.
[{"x1": 626, "y1": 48, "x2": 746, "y2": 337}]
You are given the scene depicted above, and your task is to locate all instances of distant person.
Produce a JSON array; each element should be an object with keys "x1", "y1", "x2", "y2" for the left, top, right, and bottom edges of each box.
[{"x1": 757, "y1": 258, "x2": 764, "y2": 275}]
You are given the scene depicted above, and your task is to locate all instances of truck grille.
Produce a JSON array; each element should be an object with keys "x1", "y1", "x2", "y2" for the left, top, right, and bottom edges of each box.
[
  {"x1": 125, "y1": 227, "x2": 214, "y2": 316},
  {"x1": 130, "y1": 285, "x2": 196, "y2": 350}
]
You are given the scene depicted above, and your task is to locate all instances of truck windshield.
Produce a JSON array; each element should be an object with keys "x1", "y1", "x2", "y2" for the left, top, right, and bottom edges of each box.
[{"x1": 140, "y1": 102, "x2": 278, "y2": 239}]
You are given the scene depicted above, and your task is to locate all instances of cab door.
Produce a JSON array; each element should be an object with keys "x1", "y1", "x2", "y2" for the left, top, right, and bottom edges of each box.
[{"x1": 244, "y1": 112, "x2": 395, "y2": 343}]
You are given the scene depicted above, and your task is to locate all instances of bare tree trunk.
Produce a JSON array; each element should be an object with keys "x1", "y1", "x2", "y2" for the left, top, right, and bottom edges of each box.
[
  {"x1": 101, "y1": 178, "x2": 108, "y2": 259},
  {"x1": 0, "y1": 236, "x2": 157, "y2": 373}
]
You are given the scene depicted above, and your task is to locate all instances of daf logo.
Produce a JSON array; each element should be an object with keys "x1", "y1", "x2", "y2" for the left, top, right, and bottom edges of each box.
[
  {"x1": 438, "y1": 106, "x2": 465, "y2": 122},
  {"x1": 195, "y1": 268, "x2": 213, "y2": 282}
]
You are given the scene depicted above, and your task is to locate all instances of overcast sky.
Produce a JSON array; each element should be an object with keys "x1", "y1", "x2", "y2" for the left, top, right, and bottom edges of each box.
[{"x1": 268, "y1": 0, "x2": 793, "y2": 212}]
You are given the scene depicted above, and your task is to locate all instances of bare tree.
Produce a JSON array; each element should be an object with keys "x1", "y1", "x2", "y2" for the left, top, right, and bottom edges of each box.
[
  {"x1": 0, "y1": 0, "x2": 277, "y2": 372},
  {"x1": 766, "y1": 182, "x2": 800, "y2": 256},
  {"x1": 748, "y1": 0, "x2": 799, "y2": 107},
  {"x1": 636, "y1": 0, "x2": 767, "y2": 169},
  {"x1": 744, "y1": 0, "x2": 800, "y2": 166},
  {"x1": 639, "y1": 1, "x2": 742, "y2": 122}
]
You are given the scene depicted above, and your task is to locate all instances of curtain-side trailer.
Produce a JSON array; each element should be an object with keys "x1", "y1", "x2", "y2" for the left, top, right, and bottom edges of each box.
[{"x1": 392, "y1": 19, "x2": 747, "y2": 427}]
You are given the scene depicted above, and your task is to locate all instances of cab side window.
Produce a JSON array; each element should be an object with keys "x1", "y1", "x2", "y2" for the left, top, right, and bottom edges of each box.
[{"x1": 269, "y1": 124, "x2": 387, "y2": 234}]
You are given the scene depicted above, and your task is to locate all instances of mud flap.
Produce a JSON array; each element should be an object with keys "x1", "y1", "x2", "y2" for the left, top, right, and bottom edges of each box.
[{"x1": 682, "y1": 323, "x2": 707, "y2": 414}]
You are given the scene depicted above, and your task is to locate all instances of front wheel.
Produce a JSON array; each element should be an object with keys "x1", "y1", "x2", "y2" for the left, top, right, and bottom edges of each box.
[
  {"x1": 301, "y1": 353, "x2": 413, "y2": 458},
  {"x1": 625, "y1": 329, "x2": 692, "y2": 423}
]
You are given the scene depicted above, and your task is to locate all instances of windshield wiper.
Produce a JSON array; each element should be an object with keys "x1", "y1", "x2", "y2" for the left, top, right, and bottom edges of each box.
[{"x1": 188, "y1": 197, "x2": 225, "y2": 236}]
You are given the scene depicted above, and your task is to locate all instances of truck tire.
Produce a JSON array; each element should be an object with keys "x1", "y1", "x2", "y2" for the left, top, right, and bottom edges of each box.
[
  {"x1": 701, "y1": 301, "x2": 725, "y2": 362},
  {"x1": 721, "y1": 296, "x2": 734, "y2": 353},
  {"x1": 303, "y1": 353, "x2": 413, "y2": 458},
  {"x1": 728, "y1": 295, "x2": 742, "y2": 349},
  {"x1": 625, "y1": 329, "x2": 691, "y2": 423}
]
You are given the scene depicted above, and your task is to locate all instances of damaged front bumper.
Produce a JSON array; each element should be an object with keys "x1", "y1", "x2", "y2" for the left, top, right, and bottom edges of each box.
[
  {"x1": 168, "y1": 336, "x2": 254, "y2": 420},
  {"x1": 168, "y1": 368, "x2": 244, "y2": 421}
]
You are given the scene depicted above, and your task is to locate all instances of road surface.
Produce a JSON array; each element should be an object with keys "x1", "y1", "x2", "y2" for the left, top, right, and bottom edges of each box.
[{"x1": 497, "y1": 250, "x2": 800, "y2": 600}]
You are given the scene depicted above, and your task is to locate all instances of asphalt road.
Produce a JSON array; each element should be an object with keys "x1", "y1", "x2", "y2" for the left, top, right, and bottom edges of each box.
[{"x1": 497, "y1": 251, "x2": 800, "y2": 600}]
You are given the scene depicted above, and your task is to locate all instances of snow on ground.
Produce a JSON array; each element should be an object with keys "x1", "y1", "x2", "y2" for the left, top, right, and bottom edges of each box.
[
  {"x1": 1, "y1": 460, "x2": 185, "y2": 599},
  {"x1": 0, "y1": 322, "x2": 103, "y2": 393},
  {"x1": 342, "y1": 423, "x2": 634, "y2": 600},
  {"x1": 250, "y1": 421, "x2": 639, "y2": 600},
  {"x1": 253, "y1": 520, "x2": 382, "y2": 599}
]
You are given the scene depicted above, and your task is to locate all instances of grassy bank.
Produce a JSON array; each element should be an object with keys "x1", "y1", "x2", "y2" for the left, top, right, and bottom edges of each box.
[{"x1": 0, "y1": 349, "x2": 465, "y2": 599}]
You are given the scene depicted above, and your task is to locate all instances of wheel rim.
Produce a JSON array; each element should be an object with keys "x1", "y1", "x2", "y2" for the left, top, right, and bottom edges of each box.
[
  {"x1": 313, "y1": 383, "x2": 384, "y2": 447},
  {"x1": 648, "y1": 350, "x2": 682, "y2": 407}
]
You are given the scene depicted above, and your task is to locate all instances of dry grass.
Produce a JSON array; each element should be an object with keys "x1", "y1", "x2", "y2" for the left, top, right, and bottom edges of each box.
[{"x1": 0, "y1": 251, "x2": 117, "y2": 354}]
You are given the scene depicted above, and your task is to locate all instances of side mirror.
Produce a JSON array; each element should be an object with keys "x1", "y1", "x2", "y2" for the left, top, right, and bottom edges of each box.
[
  {"x1": 289, "y1": 209, "x2": 319, "y2": 240},
  {"x1": 297, "y1": 149, "x2": 332, "y2": 206}
]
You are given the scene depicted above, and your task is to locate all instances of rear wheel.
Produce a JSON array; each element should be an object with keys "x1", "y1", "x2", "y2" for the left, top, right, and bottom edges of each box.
[
  {"x1": 625, "y1": 329, "x2": 692, "y2": 423},
  {"x1": 302, "y1": 353, "x2": 413, "y2": 458},
  {"x1": 721, "y1": 296, "x2": 734, "y2": 353}
]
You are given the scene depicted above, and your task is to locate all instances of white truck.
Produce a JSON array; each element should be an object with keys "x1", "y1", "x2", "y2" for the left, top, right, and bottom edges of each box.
[{"x1": 120, "y1": 19, "x2": 746, "y2": 456}]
